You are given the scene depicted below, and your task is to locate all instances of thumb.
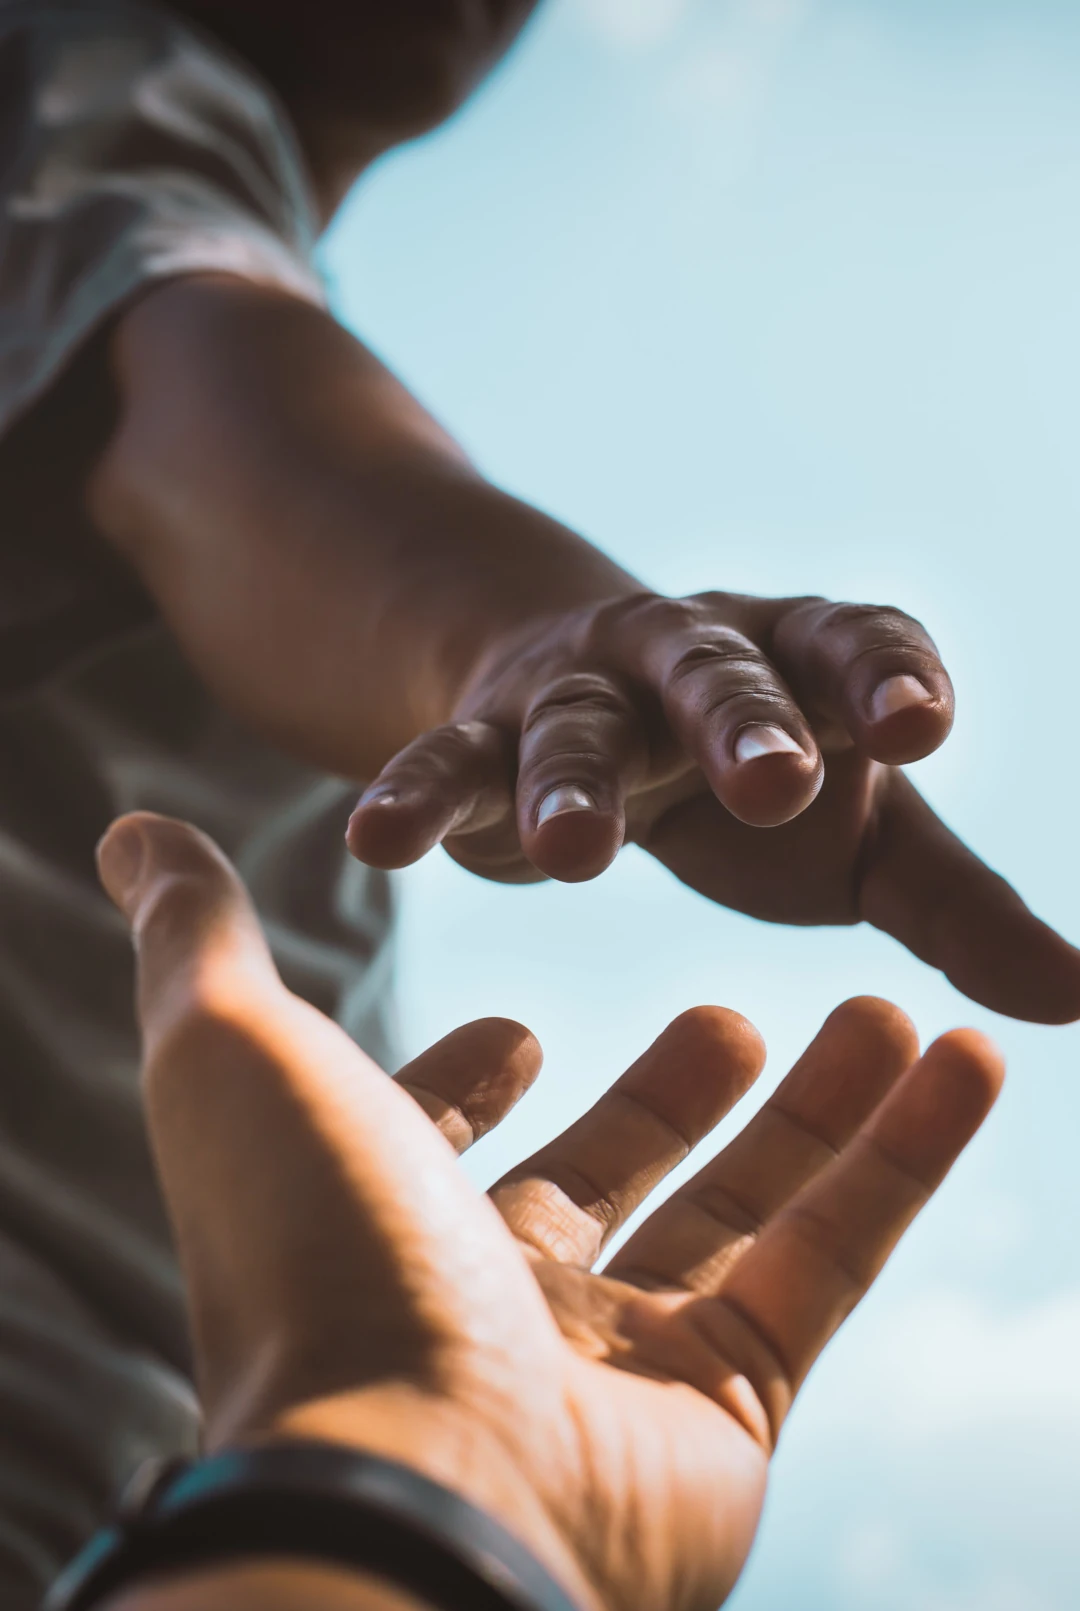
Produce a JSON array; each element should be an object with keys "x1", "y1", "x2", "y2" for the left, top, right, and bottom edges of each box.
[
  {"x1": 98, "y1": 812, "x2": 433, "y2": 1435},
  {"x1": 97, "y1": 811, "x2": 280, "y2": 1065},
  {"x1": 98, "y1": 812, "x2": 542, "y2": 1151},
  {"x1": 96, "y1": 813, "x2": 549, "y2": 1445},
  {"x1": 97, "y1": 811, "x2": 397, "y2": 1431}
]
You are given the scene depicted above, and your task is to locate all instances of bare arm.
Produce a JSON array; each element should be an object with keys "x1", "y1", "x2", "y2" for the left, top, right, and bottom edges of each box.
[
  {"x1": 85, "y1": 269, "x2": 1080, "y2": 1021},
  {"x1": 87, "y1": 273, "x2": 636, "y2": 781}
]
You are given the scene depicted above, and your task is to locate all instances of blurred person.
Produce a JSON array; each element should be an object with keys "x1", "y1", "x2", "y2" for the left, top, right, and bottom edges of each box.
[
  {"x1": 0, "y1": 2, "x2": 1068, "y2": 1605},
  {"x1": 42, "y1": 808, "x2": 1005, "y2": 1611}
]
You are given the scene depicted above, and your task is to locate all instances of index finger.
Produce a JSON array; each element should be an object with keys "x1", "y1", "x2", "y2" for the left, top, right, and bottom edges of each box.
[
  {"x1": 598, "y1": 595, "x2": 824, "y2": 828},
  {"x1": 395, "y1": 1018, "x2": 543, "y2": 1153},
  {"x1": 95, "y1": 813, "x2": 550, "y2": 1440}
]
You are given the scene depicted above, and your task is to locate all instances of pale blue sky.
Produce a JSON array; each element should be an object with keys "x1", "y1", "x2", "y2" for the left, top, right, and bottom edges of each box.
[{"x1": 322, "y1": 2, "x2": 1080, "y2": 1604}]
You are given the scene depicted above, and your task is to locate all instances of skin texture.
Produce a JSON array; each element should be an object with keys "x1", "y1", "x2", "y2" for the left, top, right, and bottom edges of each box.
[
  {"x1": 88, "y1": 275, "x2": 1080, "y2": 1022},
  {"x1": 95, "y1": 811, "x2": 1004, "y2": 1611}
]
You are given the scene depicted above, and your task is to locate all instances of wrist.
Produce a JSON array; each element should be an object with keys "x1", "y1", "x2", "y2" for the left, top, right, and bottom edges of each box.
[{"x1": 245, "y1": 1387, "x2": 604, "y2": 1611}]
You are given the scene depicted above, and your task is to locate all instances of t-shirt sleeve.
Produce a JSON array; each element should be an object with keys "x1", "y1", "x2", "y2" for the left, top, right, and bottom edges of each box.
[{"x1": 0, "y1": 0, "x2": 326, "y2": 695}]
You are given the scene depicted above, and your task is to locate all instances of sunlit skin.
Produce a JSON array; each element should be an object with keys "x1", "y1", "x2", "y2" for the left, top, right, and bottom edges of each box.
[{"x1": 96, "y1": 811, "x2": 1004, "y2": 1611}]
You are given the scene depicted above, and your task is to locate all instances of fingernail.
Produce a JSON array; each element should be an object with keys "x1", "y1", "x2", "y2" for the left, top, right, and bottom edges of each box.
[
  {"x1": 870, "y1": 675, "x2": 932, "y2": 723},
  {"x1": 734, "y1": 725, "x2": 805, "y2": 764},
  {"x1": 96, "y1": 822, "x2": 147, "y2": 920},
  {"x1": 357, "y1": 787, "x2": 400, "y2": 810},
  {"x1": 536, "y1": 786, "x2": 597, "y2": 827}
]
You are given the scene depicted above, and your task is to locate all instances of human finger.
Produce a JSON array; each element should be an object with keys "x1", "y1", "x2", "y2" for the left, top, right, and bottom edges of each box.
[
  {"x1": 771, "y1": 598, "x2": 954, "y2": 765},
  {"x1": 96, "y1": 812, "x2": 551, "y2": 1442},
  {"x1": 394, "y1": 1018, "x2": 543, "y2": 1153},
  {"x1": 673, "y1": 1028, "x2": 1003, "y2": 1445},
  {"x1": 346, "y1": 720, "x2": 514, "y2": 869},
  {"x1": 602, "y1": 596, "x2": 823, "y2": 828},
  {"x1": 608, "y1": 997, "x2": 918, "y2": 1293},
  {"x1": 489, "y1": 1007, "x2": 765, "y2": 1267},
  {"x1": 514, "y1": 671, "x2": 648, "y2": 882},
  {"x1": 860, "y1": 773, "x2": 1080, "y2": 1023}
]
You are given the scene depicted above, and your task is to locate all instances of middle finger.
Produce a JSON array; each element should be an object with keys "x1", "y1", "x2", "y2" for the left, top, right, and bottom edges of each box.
[
  {"x1": 604, "y1": 596, "x2": 824, "y2": 827},
  {"x1": 489, "y1": 1007, "x2": 765, "y2": 1267}
]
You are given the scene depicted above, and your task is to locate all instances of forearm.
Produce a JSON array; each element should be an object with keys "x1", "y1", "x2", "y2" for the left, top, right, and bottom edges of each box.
[
  {"x1": 106, "y1": 1561, "x2": 433, "y2": 1611},
  {"x1": 87, "y1": 275, "x2": 638, "y2": 779}
]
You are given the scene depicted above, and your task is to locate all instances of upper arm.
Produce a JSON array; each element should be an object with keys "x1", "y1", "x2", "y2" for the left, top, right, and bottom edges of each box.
[{"x1": 0, "y1": 0, "x2": 326, "y2": 693}]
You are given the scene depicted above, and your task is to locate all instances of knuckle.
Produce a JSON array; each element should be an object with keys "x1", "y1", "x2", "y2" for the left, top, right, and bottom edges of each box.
[
  {"x1": 438, "y1": 719, "x2": 500, "y2": 751},
  {"x1": 777, "y1": 600, "x2": 939, "y2": 684},
  {"x1": 802, "y1": 601, "x2": 923, "y2": 645},
  {"x1": 588, "y1": 591, "x2": 701, "y2": 651},
  {"x1": 776, "y1": 593, "x2": 830, "y2": 619},
  {"x1": 682, "y1": 588, "x2": 739, "y2": 615},
  {"x1": 665, "y1": 630, "x2": 766, "y2": 691},
  {"x1": 521, "y1": 745, "x2": 612, "y2": 773},
  {"x1": 399, "y1": 721, "x2": 506, "y2": 783},
  {"x1": 778, "y1": 1202, "x2": 869, "y2": 1290},
  {"x1": 522, "y1": 672, "x2": 635, "y2": 733}
]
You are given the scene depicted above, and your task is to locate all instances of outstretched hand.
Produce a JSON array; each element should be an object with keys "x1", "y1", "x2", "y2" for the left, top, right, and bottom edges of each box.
[
  {"x1": 348, "y1": 589, "x2": 1080, "y2": 1023},
  {"x1": 98, "y1": 811, "x2": 1004, "y2": 1611}
]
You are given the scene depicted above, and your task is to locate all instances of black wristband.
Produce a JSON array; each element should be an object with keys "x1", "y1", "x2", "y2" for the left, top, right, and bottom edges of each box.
[{"x1": 44, "y1": 1440, "x2": 586, "y2": 1611}]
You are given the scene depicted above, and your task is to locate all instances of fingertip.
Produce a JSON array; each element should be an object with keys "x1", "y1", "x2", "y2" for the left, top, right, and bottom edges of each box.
[
  {"x1": 399, "y1": 1016, "x2": 545, "y2": 1147},
  {"x1": 623, "y1": 1006, "x2": 767, "y2": 1139},
  {"x1": 663, "y1": 1006, "x2": 768, "y2": 1085},
  {"x1": 860, "y1": 675, "x2": 955, "y2": 765},
  {"x1": 527, "y1": 797, "x2": 624, "y2": 882},
  {"x1": 870, "y1": 1028, "x2": 1005, "y2": 1176},
  {"x1": 820, "y1": 996, "x2": 920, "y2": 1066},
  {"x1": 97, "y1": 811, "x2": 229, "y2": 925},
  {"x1": 922, "y1": 1027, "x2": 1006, "y2": 1108},
  {"x1": 971, "y1": 932, "x2": 1080, "y2": 1026},
  {"x1": 719, "y1": 744, "x2": 824, "y2": 829},
  {"x1": 776, "y1": 996, "x2": 920, "y2": 1133},
  {"x1": 97, "y1": 813, "x2": 148, "y2": 919},
  {"x1": 457, "y1": 1016, "x2": 545, "y2": 1089},
  {"x1": 346, "y1": 793, "x2": 443, "y2": 869}
]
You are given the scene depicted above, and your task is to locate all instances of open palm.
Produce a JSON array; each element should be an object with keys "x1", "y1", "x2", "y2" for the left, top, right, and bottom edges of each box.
[{"x1": 97, "y1": 812, "x2": 1003, "y2": 1611}]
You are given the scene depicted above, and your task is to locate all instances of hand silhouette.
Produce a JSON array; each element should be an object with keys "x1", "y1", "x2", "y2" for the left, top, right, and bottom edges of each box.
[
  {"x1": 348, "y1": 588, "x2": 1080, "y2": 1022},
  {"x1": 98, "y1": 811, "x2": 1004, "y2": 1611}
]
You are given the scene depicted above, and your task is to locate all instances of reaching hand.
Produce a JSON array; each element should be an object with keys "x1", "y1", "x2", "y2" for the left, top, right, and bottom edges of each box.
[
  {"x1": 347, "y1": 589, "x2": 1080, "y2": 1023},
  {"x1": 98, "y1": 811, "x2": 1004, "y2": 1611}
]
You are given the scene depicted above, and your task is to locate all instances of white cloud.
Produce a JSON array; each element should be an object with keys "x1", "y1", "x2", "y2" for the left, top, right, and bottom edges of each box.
[
  {"x1": 745, "y1": 1282, "x2": 1080, "y2": 1608},
  {"x1": 862, "y1": 1288, "x2": 1080, "y2": 1440}
]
